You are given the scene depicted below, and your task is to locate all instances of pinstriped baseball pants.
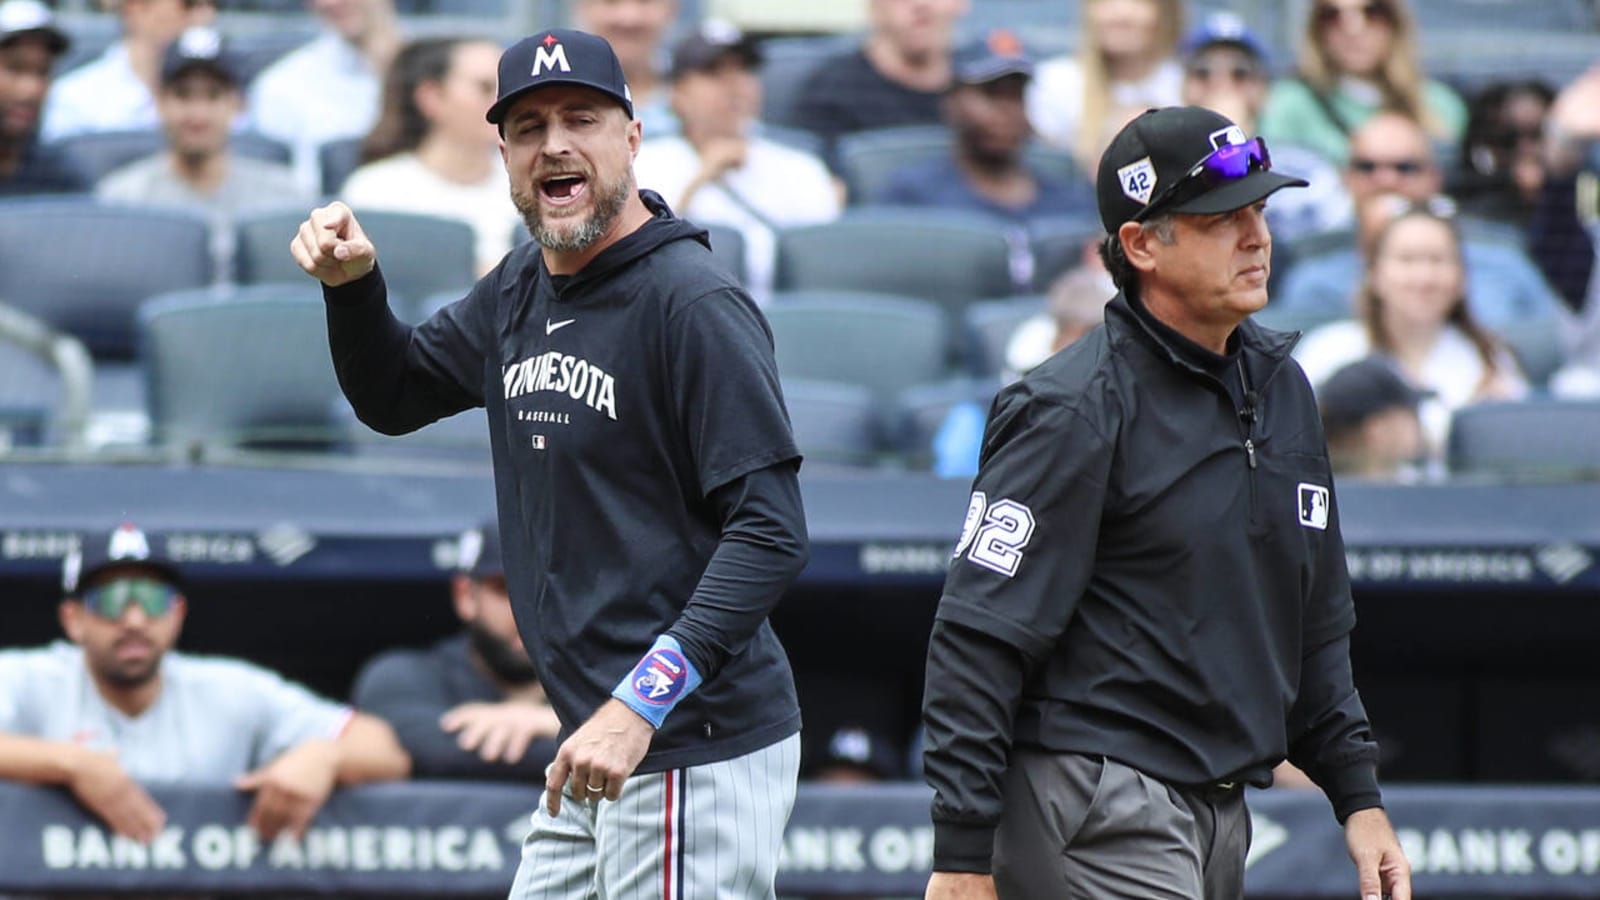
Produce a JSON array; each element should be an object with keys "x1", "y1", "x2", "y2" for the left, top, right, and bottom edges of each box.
[{"x1": 508, "y1": 733, "x2": 800, "y2": 900}]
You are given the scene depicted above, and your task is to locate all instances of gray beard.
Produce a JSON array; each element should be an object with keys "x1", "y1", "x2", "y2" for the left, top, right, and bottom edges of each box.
[{"x1": 517, "y1": 171, "x2": 634, "y2": 253}]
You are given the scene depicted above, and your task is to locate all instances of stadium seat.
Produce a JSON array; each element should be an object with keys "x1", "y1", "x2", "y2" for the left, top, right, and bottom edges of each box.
[
  {"x1": 235, "y1": 208, "x2": 474, "y2": 307},
  {"x1": 1447, "y1": 400, "x2": 1600, "y2": 480},
  {"x1": 1497, "y1": 316, "x2": 1567, "y2": 389},
  {"x1": 1028, "y1": 213, "x2": 1105, "y2": 293},
  {"x1": 317, "y1": 136, "x2": 364, "y2": 196},
  {"x1": 964, "y1": 295, "x2": 1047, "y2": 377},
  {"x1": 703, "y1": 222, "x2": 747, "y2": 286},
  {"x1": 0, "y1": 336, "x2": 60, "y2": 449},
  {"x1": 779, "y1": 377, "x2": 883, "y2": 469},
  {"x1": 887, "y1": 377, "x2": 1001, "y2": 472},
  {"x1": 836, "y1": 125, "x2": 1087, "y2": 205},
  {"x1": 0, "y1": 198, "x2": 214, "y2": 360},
  {"x1": 774, "y1": 211, "x2": 1019, "y2": 315},
  {"x1": 53, "y1": 129, "x2": 291, "y2": 184},
  {"x1": 765, "y1": 291, "x2": 953, "y2": 401},
  {"x1": 139, "y1": 284, "x2": 344, "y2": 452}
]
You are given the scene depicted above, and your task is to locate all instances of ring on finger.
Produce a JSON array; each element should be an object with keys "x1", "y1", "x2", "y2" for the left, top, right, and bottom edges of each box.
[{"x1": 585, "y1": 784, "x2": 605, "y2": 793}]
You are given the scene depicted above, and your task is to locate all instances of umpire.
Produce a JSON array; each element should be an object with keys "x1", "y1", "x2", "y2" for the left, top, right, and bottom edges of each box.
[{"x1": 921, "y1": 106, "x2": 1410, "y2": 900}]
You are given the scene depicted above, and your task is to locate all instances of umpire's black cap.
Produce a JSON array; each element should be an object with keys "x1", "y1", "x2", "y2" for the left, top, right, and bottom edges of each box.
[
  {"x1": 486, "y1": 29, "x2": 633, "y2": 126},
  {"x1": 457, "y1": 519, "x2": 505, "y2": 580},
  {"x1": 63, "y1": 524, "x2": 182, "y2": 595},
  {"x1": 1095, "y1": 106, "x2": 1306, "y2": 233}
]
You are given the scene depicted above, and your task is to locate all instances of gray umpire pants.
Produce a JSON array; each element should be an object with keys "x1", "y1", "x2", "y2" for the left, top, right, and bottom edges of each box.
[{"x1": 993, "y1": 750, "x2": 1250, "y2": 900}]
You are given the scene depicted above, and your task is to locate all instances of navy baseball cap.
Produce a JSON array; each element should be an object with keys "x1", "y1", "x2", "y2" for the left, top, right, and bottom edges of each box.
[
  {"x1": 951, "y1": 28, "x2": 1033, "y2": 86},
  {"x1": 457, "y1": 519, "x2": 504, "y2": 579},
  {"x1": 160, "y1": 27, "x2": 242, "y2": 87},
  {"x1": 0, "y1": 0, "x2": 68, "y2": 54},
  {"x1": 1095, "y1": 106, "x2": 1307, "y2": 232},
  {"x1": 487, "y1": 29, "x2": 633, "y2": 126},
  {"x1": 1181, "y1": 11, "x2": 1268, "y2": 63},
  {"x1": 63, "y1": 524, "x2": 182, "y2": 595},
  {"x1": 1318, "y1": 358, "x2": 1431, "y2": 433},
  {"x1": 669, "y1": 20, "x2": 761, "y2": 81}
]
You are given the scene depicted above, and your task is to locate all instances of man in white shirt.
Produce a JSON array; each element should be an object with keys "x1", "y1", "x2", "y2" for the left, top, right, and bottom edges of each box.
[
  {"x1": 633, "y1": 22, "x2": 840, "y2": 304},
  {"x1": 248, "y1": 0, "x2": 400, "y2": 193},
  {"x1": 39, "y1": 0, "x2": 197, "y2": 142},
  {"x1": 0, "y1": 523, "x2": 410, "y2": 842}
]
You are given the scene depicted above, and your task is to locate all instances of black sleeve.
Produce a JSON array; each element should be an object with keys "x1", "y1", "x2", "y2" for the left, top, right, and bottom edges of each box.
[
  {"x1": 1527, "y1": 171, "x2": 1597, "y2": 312},
  {"x1": 351, "y1": 652, "x2": 556, "y2": 782},
  {"x1": 323, "y1": 264, "x2": 490, "y2": 436},
  {"x1": 666, "y1": 462, "x2": 809, "y2": 682},
  {"x1": 1285, "y1": 633, "x2": 1382, "y2": 823},
  {"x1": 666, "y1": 287, "x2": 801, "y2": 496},
  {"x1": 922, "y1": 620, "x2": 1031, "y2": 873},
  {"x1": 924, "y1": 387, "x2": 1114, "y2": 873}
]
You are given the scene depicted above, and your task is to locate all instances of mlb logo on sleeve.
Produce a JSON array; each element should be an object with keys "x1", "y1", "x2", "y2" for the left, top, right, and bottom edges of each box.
[{"x1": 1297, "y1": 483, "x2": 1329, "y2": 530}]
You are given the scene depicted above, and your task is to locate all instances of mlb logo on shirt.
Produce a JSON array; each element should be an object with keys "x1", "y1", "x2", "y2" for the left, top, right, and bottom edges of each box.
[
  {"x1": 1297, "y1": 483, "x2": 1329, "y2": 530},
  {"x1": 531, "y1": 434, "x2": 546, "y2": 450}
]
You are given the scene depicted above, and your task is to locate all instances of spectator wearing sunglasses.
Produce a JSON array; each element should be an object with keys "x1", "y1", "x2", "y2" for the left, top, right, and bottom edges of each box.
[
  {"x1": 1258, "y1": 0, "x2": 1465, "y2": 168},
  {"x1": 1451, "y1": 79, "x2": 1555, "y2": 228},
  {"x1": 1275, "y1": 112, "x2": 1564, "y2": 332},
  {"x1": 1178, "y1": 11, "x2": 1344, "y2": 244},
  {"x1": 0, "y1": 524, "x2": 410, "y2": 843}
]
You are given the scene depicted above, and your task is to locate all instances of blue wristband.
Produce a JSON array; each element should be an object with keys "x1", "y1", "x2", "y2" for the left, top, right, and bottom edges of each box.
[{"x1": 612, "y1": 635, "x2": 702, "y2": 729}]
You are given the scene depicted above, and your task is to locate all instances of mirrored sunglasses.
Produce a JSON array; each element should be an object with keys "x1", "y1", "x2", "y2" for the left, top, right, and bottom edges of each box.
[
  {"x1": 1137, "y1": 137, "x2": 1272, "y2": 222},
  {"x1": 81, "y1": 578, "x2": 179, "y2": 620}
]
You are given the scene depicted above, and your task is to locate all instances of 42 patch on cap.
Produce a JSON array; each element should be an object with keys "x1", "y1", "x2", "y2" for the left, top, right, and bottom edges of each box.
[{"x1": 1118, "y1": 156, "x2": 1157, "y2": 205}]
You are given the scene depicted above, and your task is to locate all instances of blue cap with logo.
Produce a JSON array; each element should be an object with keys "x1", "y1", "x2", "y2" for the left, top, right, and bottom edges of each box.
[
  {"x1": 951, "y1": 28, "x2": 1033, "y2": 86},
  {"x1": 1181, "y1": 11, "x2": 1268, "y2": 63},
  {"x1": 63, "y1": 523, "x2": 182, "y2": 595},
  {"x1": 487, "y1": 28, "x2": 633, "y2": 126}
]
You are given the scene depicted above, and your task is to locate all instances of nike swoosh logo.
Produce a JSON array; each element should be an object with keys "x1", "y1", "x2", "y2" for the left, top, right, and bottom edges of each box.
[{"x1": 546, "y1": 318, "x2": 575, "y2": 335}]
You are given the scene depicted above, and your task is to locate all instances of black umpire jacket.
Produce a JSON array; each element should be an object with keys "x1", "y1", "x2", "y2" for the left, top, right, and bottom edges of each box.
[{"x1": 922, "y1": 291, "x2": 1382, "y2": 873}]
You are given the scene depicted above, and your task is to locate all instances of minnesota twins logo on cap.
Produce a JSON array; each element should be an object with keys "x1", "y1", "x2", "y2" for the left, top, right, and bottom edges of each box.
[{"x1": 486, "y1": 28, "x2": 634, "y2": 125}]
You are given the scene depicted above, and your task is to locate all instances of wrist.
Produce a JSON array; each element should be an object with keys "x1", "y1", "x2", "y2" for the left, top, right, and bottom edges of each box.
[{"x1": 611, "y1": 635, "x2": 702, "y2": 729}]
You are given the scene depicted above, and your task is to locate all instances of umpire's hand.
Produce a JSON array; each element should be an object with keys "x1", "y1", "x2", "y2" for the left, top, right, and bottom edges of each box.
[{"x1": 290, "y1": 201, "x2": 376, "y2": 287}]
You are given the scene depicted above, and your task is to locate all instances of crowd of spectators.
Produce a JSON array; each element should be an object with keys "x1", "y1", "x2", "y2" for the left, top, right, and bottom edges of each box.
[
  {"x1": 1, "y1": 0, "x2": 1600, "y2": 827},
  {"x1": 2, "y1": 0, "x2": 1597, "y2": 482}
]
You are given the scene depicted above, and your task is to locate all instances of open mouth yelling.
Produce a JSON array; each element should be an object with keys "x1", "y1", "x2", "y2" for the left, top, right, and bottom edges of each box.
[{"x1": 540, "y1": 174, "x2": 589, "y2": 207}]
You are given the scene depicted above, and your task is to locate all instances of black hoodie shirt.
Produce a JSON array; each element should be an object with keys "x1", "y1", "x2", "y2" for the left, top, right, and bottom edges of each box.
[
  {"x1": 922, "y1": 291, "x2": 1382, "y2": 873},
  {"x1": 324, "y1": 192, "x2": 806, "y2": 772}
]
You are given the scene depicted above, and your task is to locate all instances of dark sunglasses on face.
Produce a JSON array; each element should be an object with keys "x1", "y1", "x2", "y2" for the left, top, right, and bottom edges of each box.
[
  {"x1": 1349, "y1": 157, "x2": 1428, "y2": 176},
  {"x1": 81, "y1": 578, "x2": 180, "y2": 620},
  {"x1": 1315, "y1": 0, "x2": 1394, "y2": 27},
  {"x1": 1186, "y1": 63, "x2": 1262, "y2": 84}
]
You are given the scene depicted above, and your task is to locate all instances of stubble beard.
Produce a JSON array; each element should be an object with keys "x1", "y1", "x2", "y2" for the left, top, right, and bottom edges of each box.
[{"x1": 515, "y1": 170, "x2": 635, "y2": 253}]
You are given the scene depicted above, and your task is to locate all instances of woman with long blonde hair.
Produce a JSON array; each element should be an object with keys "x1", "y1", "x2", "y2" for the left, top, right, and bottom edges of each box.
[
  {"x1": 1259, "y1": 0, "x2": 1465, "y2": 166},
  {"x1": 1026, "y1": 0, "x2": 1184, "y2": 173}
]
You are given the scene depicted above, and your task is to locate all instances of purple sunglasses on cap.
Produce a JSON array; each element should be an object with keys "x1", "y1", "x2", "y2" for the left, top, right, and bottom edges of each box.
[{"x1": 1135, "y1": 137, "x2": 1273, "y2": 221}]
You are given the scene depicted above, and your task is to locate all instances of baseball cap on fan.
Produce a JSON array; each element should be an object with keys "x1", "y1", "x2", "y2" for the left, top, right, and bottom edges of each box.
[
  {"x1": 669, "y1": 19, "x2": 762, "y2": 80},
  {"x1": 1095, "y1": 106, "x2": 1307, "y2": 233},
  {"x1": 486, "y1": 28, "x2": 633, "y2": 126},
  {"x1": 456, "y1": 519, "x2": 505, "y2": 580},
  {"x1": 0, "y1": 0, "x2": 69, "y2": 54},
  {"x1": 62, "y1": 523, "x2": 182, "y2": 595},
  {"x1": 160, "y1": 26, "x2": 242, "y2": 87}
]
